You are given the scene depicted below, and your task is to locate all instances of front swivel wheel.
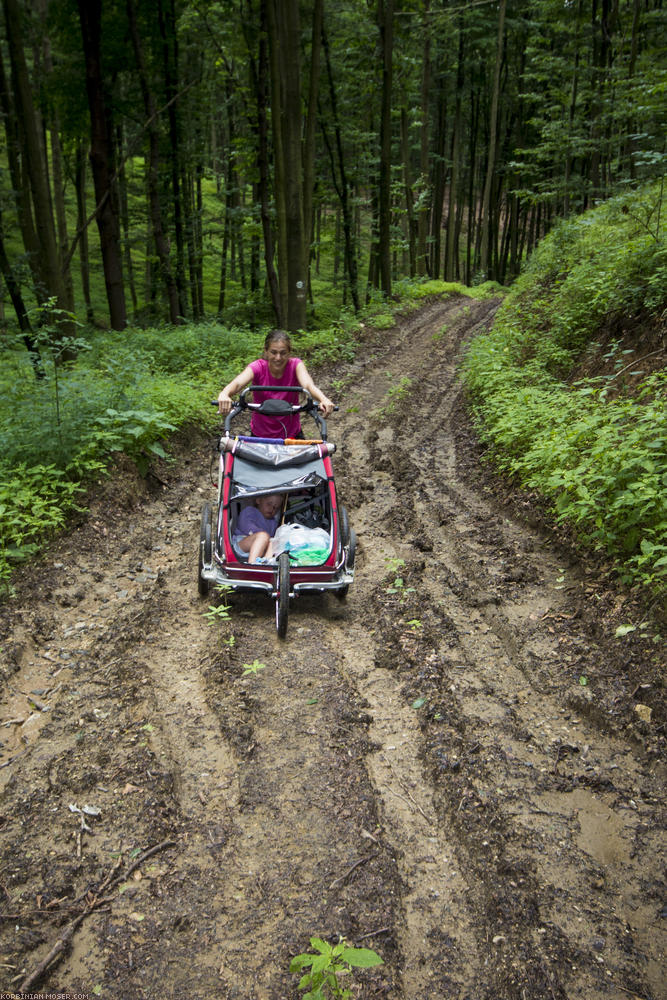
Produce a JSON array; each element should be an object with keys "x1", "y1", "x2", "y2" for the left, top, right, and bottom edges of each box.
[
  {"x1": 198, "y1": 503, "x2": 212, "y2": 597},
  {"x1": 276, "y1": 551, "x2": 290, "y2": 638}
]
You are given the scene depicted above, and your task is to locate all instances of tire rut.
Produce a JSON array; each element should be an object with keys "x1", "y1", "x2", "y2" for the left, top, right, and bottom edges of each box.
[{"x1": 1, "y1": 296, "x2": 664, "y2": 1000}]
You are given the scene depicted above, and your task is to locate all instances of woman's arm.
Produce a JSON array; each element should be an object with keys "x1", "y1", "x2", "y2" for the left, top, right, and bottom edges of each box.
[
  {"x1": 218, "y1": 365, "x2": 255, "y2": 414},
  {"x1": 295, "y1": 361, "x2": 335, "y2": 416}
]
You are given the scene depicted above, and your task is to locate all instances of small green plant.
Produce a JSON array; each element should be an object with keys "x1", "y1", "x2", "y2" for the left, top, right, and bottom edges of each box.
[
  {"x1": 203, "y1": 585, "x2": 232, "y2": 623},
  {"x1": 289, "y1": 936, "x2": 383, "y2": 999},
  {"x1": 384, "y1": 556, "x2": 415, "y2": 601},
  {"x1": 242, "y1": 659, "x2": 266, "y2": 677},
  {"x1": 380, "y1": 376, "x2": 412, "y2": 416},
  {"x1": 385, "y1": 556, "x2": 405, "y2": 575},
  {"x1": 406, "y1": 618, "x2": 422, "y2": 631}
]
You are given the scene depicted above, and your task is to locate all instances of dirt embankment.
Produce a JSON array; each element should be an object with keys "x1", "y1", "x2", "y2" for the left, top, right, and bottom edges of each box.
[{"x1": 0, "y1": 297, "x2": 664, "y2": 1000}]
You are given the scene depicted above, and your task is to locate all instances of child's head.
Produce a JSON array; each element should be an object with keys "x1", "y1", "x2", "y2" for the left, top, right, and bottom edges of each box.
[{"x1": 256, "y1": 493, "x2": 283, "y2": 518}]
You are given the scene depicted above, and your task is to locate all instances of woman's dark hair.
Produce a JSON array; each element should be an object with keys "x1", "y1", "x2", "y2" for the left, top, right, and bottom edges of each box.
[{"x1": 263, "y1": 329, "x2": 292, "y2": 353}]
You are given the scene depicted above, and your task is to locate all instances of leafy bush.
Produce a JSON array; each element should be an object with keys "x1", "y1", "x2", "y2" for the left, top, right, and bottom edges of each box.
[
  {"x1": 0, "y1": 316, "x2": 353, "y2": 589},
  {"x1": 462, "y1": 182, "x2": 666, "y2": 595}
]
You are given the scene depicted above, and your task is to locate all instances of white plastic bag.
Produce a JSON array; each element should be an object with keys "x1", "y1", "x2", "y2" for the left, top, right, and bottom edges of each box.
[{"x1": 269, "y1": 523, "x2": 331, "y2": 563}]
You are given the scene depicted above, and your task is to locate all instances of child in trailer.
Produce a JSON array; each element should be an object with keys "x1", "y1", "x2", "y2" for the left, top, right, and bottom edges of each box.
[{"x1": 234, "y1": 493, "x2": 284, "y2": 563}]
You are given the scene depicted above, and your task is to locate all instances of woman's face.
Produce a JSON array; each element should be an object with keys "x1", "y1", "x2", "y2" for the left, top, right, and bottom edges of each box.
[{"x1": 266, "y1": 340, "x2": 289, "y2": 377}]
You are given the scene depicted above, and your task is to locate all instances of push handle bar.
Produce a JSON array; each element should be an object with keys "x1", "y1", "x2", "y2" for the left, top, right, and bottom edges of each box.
[{"x1": 212, "y1": 385, "x2": 337, "y2": 438}]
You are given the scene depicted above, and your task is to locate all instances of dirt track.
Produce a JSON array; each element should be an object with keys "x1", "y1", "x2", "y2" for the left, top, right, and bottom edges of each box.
[{"x1": 1, "y1": 297, "x2": 665, "y2": 1000}]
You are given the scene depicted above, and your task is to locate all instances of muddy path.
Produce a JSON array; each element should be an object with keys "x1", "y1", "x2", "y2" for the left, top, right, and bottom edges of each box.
[{"x1": 1, "y1": 296, "x2": 665, "y2": 1000}]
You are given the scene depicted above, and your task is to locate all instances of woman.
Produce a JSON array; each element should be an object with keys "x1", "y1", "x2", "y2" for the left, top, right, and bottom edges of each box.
[{"x1": 217, "y1": 330, "x2": 335, "y2": 439}]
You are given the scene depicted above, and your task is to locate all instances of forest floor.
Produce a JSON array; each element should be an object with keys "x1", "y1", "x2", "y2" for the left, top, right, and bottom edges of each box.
[{"x1": 0, "y1": 296, "x2": 665, "y2": 1000}]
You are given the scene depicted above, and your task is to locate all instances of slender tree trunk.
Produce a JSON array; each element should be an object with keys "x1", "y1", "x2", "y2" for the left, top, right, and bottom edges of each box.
[
  {"x1": 564, "y1": 0, "x2": 583, "y2": 215},
  {"x1": 158, "y1": 0, "x2": 187, "y2": 316},
  {"x1": 321, "y1": 25, "x2": 360, "y2": 312},
  {"x1": 3, "y1": 0, "x2": 69, "y2": 322},
  {"x1": 266, "y1": 0, "x2": 288, "y2": 324},
  {"x1": 400, "y1": 101, "x2": 416, "y2": 277},
  {"x1": 195, "y1": 165, "x2": 204, "y2": 317},
  {"x1": 247, "y1": 0, "x2": 281, "y2": 324},
  {"x1": 275, "y1": 0, "x2": 307, "y2": 331},
  {"x1": 480, "y1": 0, "x2": 506, "y2": 279},
  {"x1": 0, "y1": 204, "x2": 41, "y2": 374},
  {"x1": 77, "y1": 0, "x2": 126, "y2": 330},
  {"x1": 445, "y1": 19, "x2": 464, "y2": 282},
  {"x1": 218, "y1": 151, "x2": 233, "y2": 313},
  {"x1": 303, "y1": 0, "x2": 323, "y2": 272},
  {"x1": 74, "y1": 142, "x2": 95, "y2": 323},
  {"x1": 127, "y1": 0, "x2": 180, "y2": 325},
  {"x1": 416, "y1": 0, "x2": 430, "y2": 276},
  {"x1": 35, "y1": 0, "x2": 74, "y2": 313},
  {"x1": 430, "y1": 75, "x2": 447, "y2": 280},
  {"x1": 0, "y1": 46, "x2": 39, "y2": 272},
  {"x1": 377, "y1": 0, "x2": 393, "y2": 297}
]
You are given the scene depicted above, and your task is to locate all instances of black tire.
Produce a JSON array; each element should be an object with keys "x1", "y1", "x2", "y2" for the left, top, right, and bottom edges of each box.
[
  {"x1": 339, "y1": 505, "x2": 350, "y2": 548},
  {"x1": 276, "y1": 552, "x2": 290, "y2": 638},
  {"x1": 347, "y1": 528, "x2": 357, "y2": 570},
  {"x1": 198, "y1": 503, "x2": 212, "y2": 597}
]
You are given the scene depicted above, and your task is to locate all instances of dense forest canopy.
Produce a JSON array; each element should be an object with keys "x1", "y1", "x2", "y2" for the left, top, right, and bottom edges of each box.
[{"x1": 0, "y1": 0, "x2": 664, "y2": 340}]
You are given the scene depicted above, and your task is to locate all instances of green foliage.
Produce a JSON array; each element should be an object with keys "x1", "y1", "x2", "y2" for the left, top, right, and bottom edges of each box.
[
  {"x1": 461, "y1": 184, "x2": 666, "y2": 595},
  {"x1": 0, "y1": 320, "x2": 263, "y2": 586},
  {"x1": 380, "y1": 376, "x2": 413, "y2": 416},
  {"x1": 408, "y1": 279, "x2": 506, "y2": 301},
  {"x1": 241, "y1": 659, "x2": 266, "y2": 677},
  {"x1": 384, "y1": 556, "x2": 416, "y2": 602},
  {"x1": 203, "y1": 586, "x2": 233, "y2": 624},
  {"x1": 290, "y1": 937, "x2": 383, "y2": 1000}
]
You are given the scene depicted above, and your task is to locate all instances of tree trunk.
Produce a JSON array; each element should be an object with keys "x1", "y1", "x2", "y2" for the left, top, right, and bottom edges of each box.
[
  {"x1": 0, "y1": 46, "x2": 39, "y2": 272},
  {"x1": 74, "y1": 142, "x2": 95, "y2": 323},
  {"x1": 430, "y1": 74, "x2": 447, "y2": 280},
  {"x1": 445, "y1": 18, "x2": 464, "y2": 282},
  {"x1": 0, "y1": 204, "x2": 41, "y2": 374},
  {"x1": 269, "y1": 0, "x2": 307, "y2": 332},
  {"x1": 400, "y1": 101, "x2": 416, "y2": 277},
  {"x1": 416, "y1": 0, "x2": 430, "y2": 277},
  {"x1": 77, "y1": 0, "x2": 127, "y2": 330},
  {"x1": 321, "y1": 24, "x2": 359, "y2": 312},
  {"x1": 127, "y1": 0, "x2": 181, "y2": 325},
  {"x1": 479, "y1": 0, "x2": 506, "y2": 279},
  {"x1": 377, "y1": 0, "x2": 393, "y2": 297},
  {"x1": 266, "y1": 0, "x2": 288, "y2": 324},
  {"x1": 303, "y1": 0, "x2": 323, "y2": 273},
  {"x1": 158, "y1": 0, "x2": 187, "y2": 316},
  {"x1": 3, "y1": 0, "x2": 69, "y2": 323},
  {"x1": 247, "y1": 0, "x2": 281, "y2": 325},
  {"x1": 35, "y1": 0, "x2": 74, "y2": 314}
]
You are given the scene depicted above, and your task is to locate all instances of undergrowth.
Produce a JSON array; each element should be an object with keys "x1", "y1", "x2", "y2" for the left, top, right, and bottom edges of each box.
[
  {"x1": 461, "y1": 182, "x2": 666, "y2": 596},
  {"x1": 0, "y1": 290, "x2": 419, "y2": 592}
]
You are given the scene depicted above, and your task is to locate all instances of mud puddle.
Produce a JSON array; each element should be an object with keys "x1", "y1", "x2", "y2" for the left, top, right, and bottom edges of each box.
[{"x1": 0, "y1": 296, "x2": 664, "y2": 1000}]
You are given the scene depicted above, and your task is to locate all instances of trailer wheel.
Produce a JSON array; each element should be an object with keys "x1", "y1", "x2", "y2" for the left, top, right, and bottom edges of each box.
[
  {"x1": 347, "y1": 528, "x2": 357, "y2": 570},
  {"x1": 339, "y1": 505, "x2": 350, "y2": 548},
  {"x1": 198, "y1": 503, "x2": 212, "y2": 597},
  {"x1": 276, "y1": 551, "x2": 290, "y2": 638}
]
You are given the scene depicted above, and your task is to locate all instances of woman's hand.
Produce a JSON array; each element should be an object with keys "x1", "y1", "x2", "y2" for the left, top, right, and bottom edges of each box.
[
  {"x1": 218, "y1": 391, "x2": 233, "y2": 414},
  {"x1": 318, "y1": 397, "x2": 335, "y2": 418}
]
